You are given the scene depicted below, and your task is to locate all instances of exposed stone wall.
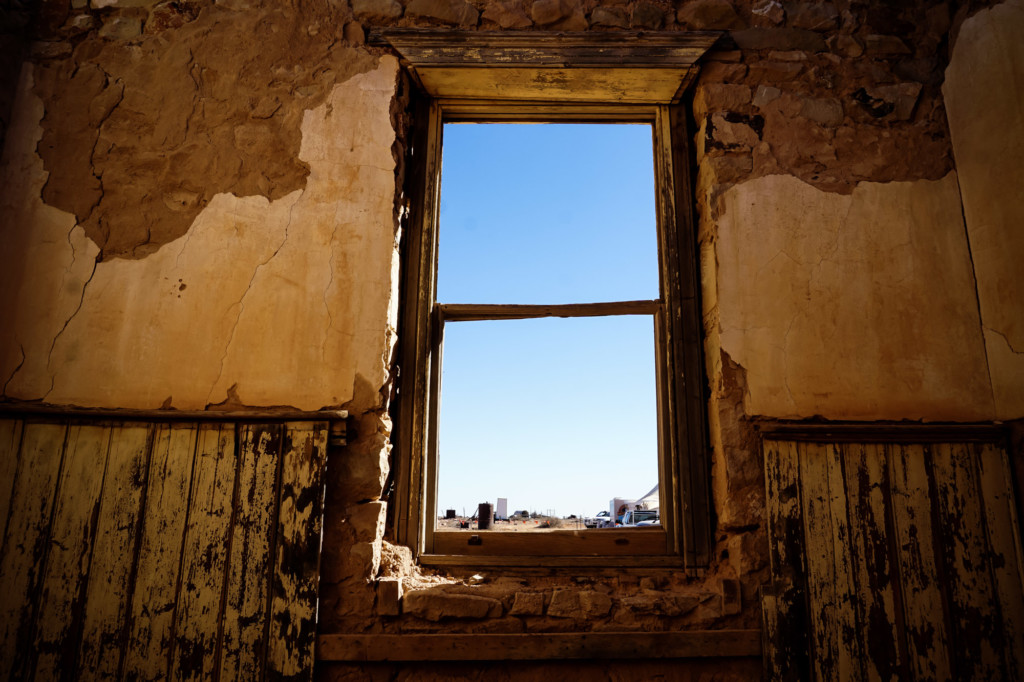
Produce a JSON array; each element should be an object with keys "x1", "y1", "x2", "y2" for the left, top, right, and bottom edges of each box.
[{"x1": 1, "y1": 0, "x2": 1021, "y2": 678}]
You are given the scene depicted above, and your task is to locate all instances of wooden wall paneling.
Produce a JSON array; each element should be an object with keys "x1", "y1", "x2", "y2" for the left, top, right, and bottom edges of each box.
[
  {"x1": 77, "y1": 423, "x2": 154, "y2": 681},
  {"x1": 0, "y1": 419, "x2": 24, "y2": 535},
  {"x1": 170, "y1": 423, "x2": 238, "y2": 681},
  {"x1": 762, "y1": 439, "x2": 811, "y2": 681},
  {"x1": 266, "y1": 422, "x2": 328, "y2": 681},
  {"x1": 976, "y1": 441, "x2": 1024, "y2": 678},
  {"x1": 886, "y1": 442, "x2": 952, "y2": 681},
  {"x1": 219, "y1": 424, "x2": 284, "y2": 681},
  {"x1": 823, "y1": 442, "x2": 863, "y2": 680},
  {"x1": 123, "y1": 422, "x2": 199, "y2": 681},
  {"x1": 0, "y1": 421, "x2": 68, "y2": 681},
  {"x1": 30, "y1": 423, "x2": 112, "y2": 679},
  {"x1": 930, "y1": 442, "x2": 1004, "y2": 679},
  {"x1": 842, "y1": 442, "x2": 904, "y2": 682},
  {"x1": 799, "y1": 441, "x2": 844, "y2": 681}
]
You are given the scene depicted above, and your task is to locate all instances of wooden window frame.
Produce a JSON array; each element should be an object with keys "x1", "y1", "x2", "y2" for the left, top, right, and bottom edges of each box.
[{"x1": 384, "y1": 31, "x2": 715, "y2": 570}]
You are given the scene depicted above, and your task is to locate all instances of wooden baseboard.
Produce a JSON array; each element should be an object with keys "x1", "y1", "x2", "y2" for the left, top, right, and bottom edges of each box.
[{"x1": 317, "y1": 630, "x2": 762, "y2": 662}]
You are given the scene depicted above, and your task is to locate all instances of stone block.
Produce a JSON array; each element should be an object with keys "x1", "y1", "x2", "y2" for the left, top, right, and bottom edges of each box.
[
  {"x1": 752, "y1": 85, "x2": 781, "y2": 109},
  {"x1": 344, "y1": 22, "x2": 365, "y2": 45},
  {"x1": 547, "y1": 589, "x2": 581, "y2": 618},
  {"x1": 708, "y1": 113, "x2": 761, "y2": 149},
  {"x1": 509, "y1": 591, "x2": 545, "y2": 616},
  {"x1": 864, "y1": 82, "x2": 921, "y2": 121},
  {"x1": 403, "y1": 591, "x2": 503, "y2": 621},
  {"x1": 730, "y1": 28, "x2": 826, "y2": 52},
  {"x1": 482, "y1": 0, "x2": 533, "y2": 28},
  {"x1": 702, "y1": 154, "x2": 753, "y2": 186},
  {"x1": 406, "y1": 0, "x2": 479, "y2": 25},
  {"x1": 693, "y1": 84, "x2": 752, "y2": 119},
  {"x1": 700, "y1": 62, "x2": 748, "y2": 83},
  {"x1": 98, "y1": 16, "x2": 142, "y2": 39},
  {"x1": 621, "y1": 593, "x2": 701, "y2": 616},
  {"x1": 580, "y1": 590, "x2": 613, "y2": 617},
  {"x1": 827, "y1": 34, "x2": 863, "y2": 58},
  {"x1": 720, "y1": 578, "x2": 742, "y2": 615},
  {"x1": 799, "y1": 96, "x2": 843, "y2": 127},
  {"x1": 746, "y1": 60, "x2": 804, "y2": 82},
  {"x1": 531, "y1": 0, "x2": 573, "y2": 25},
  {"x1": 352, "y1": 0, "x2": 403, "y2": 20},
  {"x1": 631, "y1": 1, "x2": 665, "y2": 29},
  {"x1": 864, "y1": 34, "x2": 911, "y2": 56},
  {"x1": 591, "y1": 5, "x2": 628, "y2": 27},
  {"x1": 676, "y1": 0, "x2": 743, "y2": 30},
  {"x1": 377, "y1": 577, "x2": 403, "y2": 616},
  {"x1": 29, "y1": 42, "x2": 73, "y2": 60},
  {"x1": 92, "y1": 0, "x2": 158, "y2": 7},
  {"x1": 784, "y1": 2, "x2": 838, "y2": 31},
  {"x1": 727, "y1": 530, "x2": 768, "y2": 577},
  {"x1": 750, "y1": 0, "x2": 784, "y2": 25}
]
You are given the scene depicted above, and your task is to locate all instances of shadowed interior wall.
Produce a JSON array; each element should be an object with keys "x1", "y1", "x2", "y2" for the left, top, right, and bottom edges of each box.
[{"x1": 0, "y1": 0, "x2": 1021, "y2": 679}]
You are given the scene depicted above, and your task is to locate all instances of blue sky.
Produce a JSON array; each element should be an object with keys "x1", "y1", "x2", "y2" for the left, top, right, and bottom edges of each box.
[{"x1": 436, "y1": 123, "x2": 660, "y2": 518}]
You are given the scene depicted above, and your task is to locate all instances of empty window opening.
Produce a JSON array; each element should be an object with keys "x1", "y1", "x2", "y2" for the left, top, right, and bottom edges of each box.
[{"x1": 435, "y1": 122, "x2": 662, "y2": 531}]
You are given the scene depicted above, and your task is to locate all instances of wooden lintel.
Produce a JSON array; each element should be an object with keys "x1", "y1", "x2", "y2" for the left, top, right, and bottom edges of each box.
[
  {"x1": 370, "y1": 29, "x2": 722, "y2": 68},
  {"x1": 317, "y1": 630, "x2": 762, "y2": 662},
  {"x1": 0, "y1": 403, "x2": 348, "y2": 423},
  {"x1": 371, "y1": 30, "x2": 720, "y2": 103}
]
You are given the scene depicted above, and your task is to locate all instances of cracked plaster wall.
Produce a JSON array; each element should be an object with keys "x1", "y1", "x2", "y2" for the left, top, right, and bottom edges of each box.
[
  {"x1": 943, "y1": 0, "x2": 1024, "y2": 419},
  {"x1": 713, "y1": 171, "x2": 994, "y2": 421},
  {"x1": 1, "y1": 57, "x2": 400, "y2": 411}
]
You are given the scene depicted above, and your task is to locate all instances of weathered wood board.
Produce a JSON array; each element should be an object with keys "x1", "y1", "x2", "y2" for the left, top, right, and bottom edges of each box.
[
  {"x1": 0, "y1": 417, "x2": 329, "y2": 682},
  {"x1": 267, "y1": 423, "x2": 329, "y2": 681},
  {"x1": 763, "y1": 434, "x2": 1024, "y2": 682},
  {"x1": 219, "y1": 424, "x2": 284, "y2": 681},
  {"x1": 77, "y1": 423, "x2": 153, "y2": 681}
]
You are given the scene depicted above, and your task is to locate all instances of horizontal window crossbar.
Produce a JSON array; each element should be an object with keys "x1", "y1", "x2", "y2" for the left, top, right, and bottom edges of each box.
[{"x1": 438, "y1": 300, "x2": 661, "y2": 322}]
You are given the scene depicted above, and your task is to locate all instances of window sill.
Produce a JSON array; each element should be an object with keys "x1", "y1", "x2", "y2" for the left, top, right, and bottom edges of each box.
[{"x1": 317, "y1": 630, "x2": 762, "y2": 661}]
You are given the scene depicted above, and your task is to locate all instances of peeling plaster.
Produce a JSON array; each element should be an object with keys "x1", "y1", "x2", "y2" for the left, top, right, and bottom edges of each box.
[
  {"x1": 944, "y1": 0, "x2": 1024, "y2": 419},
  {"x1": 714, "y1": 172, "x2": 995, "y2": 421},
  {"x1": 1, "y1": 58, "x2": 400, "y2": 411}
]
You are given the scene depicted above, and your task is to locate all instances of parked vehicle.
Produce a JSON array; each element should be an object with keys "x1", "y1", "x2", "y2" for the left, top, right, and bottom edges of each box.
[
  {"x1": 585, "y1": 510, "x2": 612, "y2": 528},
  {"x1": 621, "y1": 509, "x2": 659, "y2": 526}
]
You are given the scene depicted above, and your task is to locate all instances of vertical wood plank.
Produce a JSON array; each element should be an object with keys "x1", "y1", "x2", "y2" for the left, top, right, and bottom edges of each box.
[
  {"x1": 843, "y1": 442, "x2": 903, "y2": 682},
  {"x1": 798, "y1": 441, "x2": 842, "y2": 682},
  {"x1": 823, "y1": 442, "x2": 863, "y2": 681},
  {"x1": 931, "y1": 441, "x2": 1004, "y2": 680},
  {"x1": 219, "y1": 424, "x2": 283, "y2": 681},
  {"x1": 170, "y1": 423, "x2": 237, "y2": 681},
  {"x1": 0, "y1": 419, "x2": 24, "y2": 535},
  {"x1": 762, "y1": 439, "x2": 811, "y2": 682},
  {"x1": 887, "y1": 442, "x2": 952, "y2": 681},
  {"x1": 77, "y1": 423, "x2": 153, "y2": 681},
  {"x1": 0, "y1": 421, "x2": 68, "y2": 681},
  {"x1": 31, "y1": 423, "x2": 112, "y2": 679},
  {"x1": 123, "y1": 422, "x2": 198, "y2": 682},
  {"x1": 266, "y1": 422, "x2": 328, "y2": 681},
  {"x1": 976, "y1": 441, "x2": 1024, "y2": 678}
]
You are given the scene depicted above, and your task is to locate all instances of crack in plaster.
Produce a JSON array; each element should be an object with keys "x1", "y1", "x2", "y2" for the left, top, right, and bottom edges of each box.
[
  {"x1": 2, "y1": 346, "x2": 26, "y2": 397},
  {"x1": 322, "y1": 217, "x2": 343, "y2": 364},
  {"x1": 204, "y1": 195, "x2": 299, "y2": 407},
  {"x1": 953, "y1": 172, "x2": 998, "y2": 411},
  {"x1": 985, "y1": 326, "x2": 1024, "y2": 356},
  {"x1": 86, "y1": 74, "x2": 124, "y2": 232},
  {"x1": 42, "y1": 256, "x2": 99, "y2": 401}
]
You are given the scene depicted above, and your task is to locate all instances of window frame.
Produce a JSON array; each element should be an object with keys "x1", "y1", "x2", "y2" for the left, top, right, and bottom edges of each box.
[{"x1": 384, "y1": 32, "x2": 715, "y2": 570}]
